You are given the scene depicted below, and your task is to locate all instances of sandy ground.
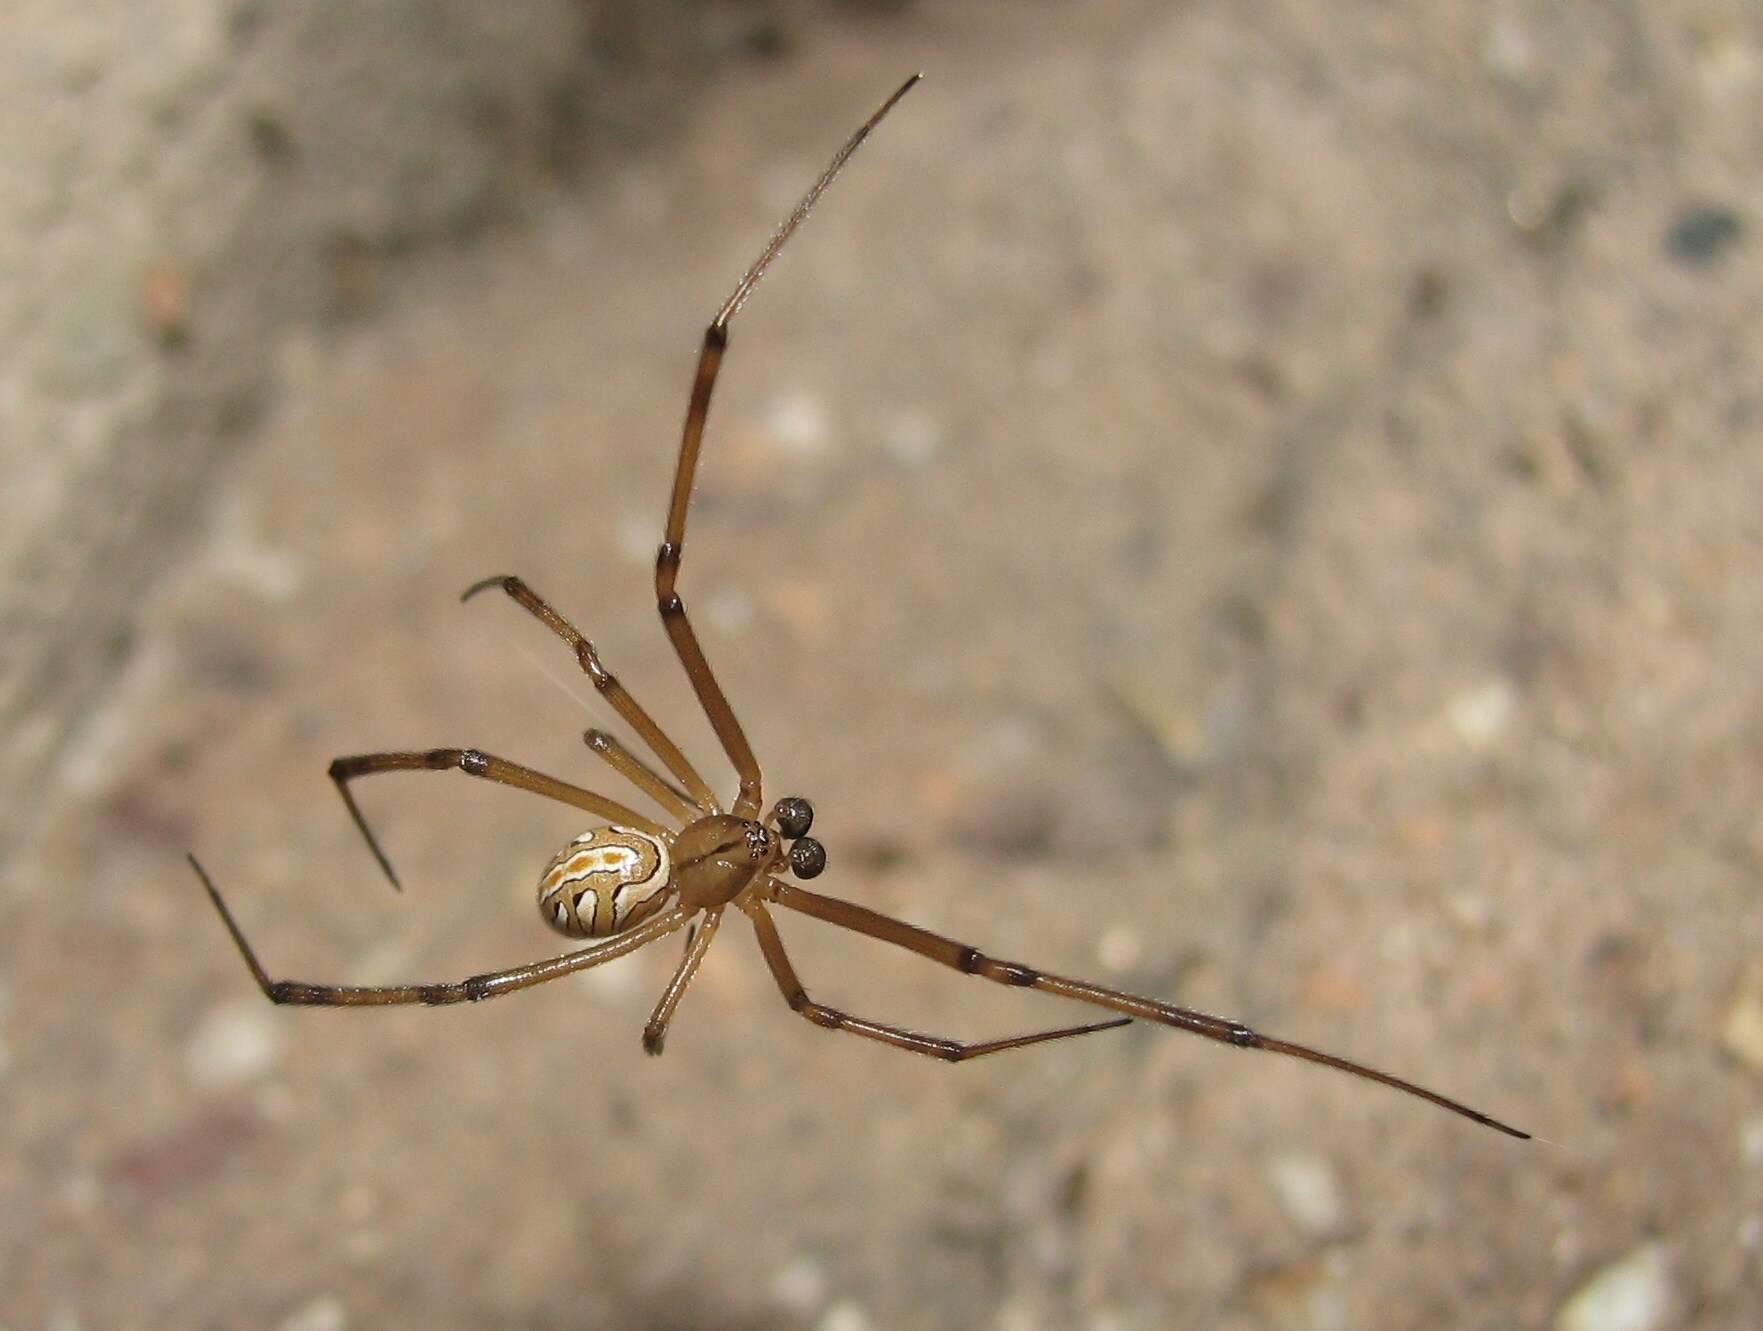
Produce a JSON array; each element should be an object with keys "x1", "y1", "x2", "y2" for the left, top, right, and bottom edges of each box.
[{"x1": 6, "y1": 3, "x2": 1763, "y2": 1328}]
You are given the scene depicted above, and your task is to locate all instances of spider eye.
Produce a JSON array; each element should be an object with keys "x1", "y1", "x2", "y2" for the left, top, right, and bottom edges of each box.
[
  {"x1": 788, "y1": 836, "x2": 826, "y2": 880},
  {"x1": 775, "y1": 796, "x2": 814, "y2": 841}
]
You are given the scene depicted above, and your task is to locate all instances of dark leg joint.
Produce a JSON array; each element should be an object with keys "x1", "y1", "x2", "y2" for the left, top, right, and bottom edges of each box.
[
  {"x1": 657, "y1": 593, "x2": 683, "y2": 617},
  {"x1": 457, "y1": 749, "x2": 489, "y2": 776},
  {"x1": 956, "y1": 947, "x2": 981, "y2": 974},
  {"x1": 995, "y1": 961, "x2": 1037, "y2": 986},
  {"x1": 656, "y1": 542, "x2": 682, "y2": 577},
  {"x1": 460, "y1": 975, "x2": 492, "y2": 1003},
  {"x1": 1227, "y1": 1024, "x2": 1258, "y2": 1047},
  {"x1": 804, "y1": 1004, "x2": 843, "y2": 1031}
]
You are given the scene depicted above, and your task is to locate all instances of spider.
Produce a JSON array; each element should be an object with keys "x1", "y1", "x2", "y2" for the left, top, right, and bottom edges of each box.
[{"x1": 190, "y1": 74, "x2": 1527, "y2": 1140}]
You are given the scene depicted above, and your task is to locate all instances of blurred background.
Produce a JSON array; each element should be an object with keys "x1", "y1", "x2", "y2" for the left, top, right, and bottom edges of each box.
[{"x1": 4, "y1": 1, "x2": 1761, "y2": 1327}]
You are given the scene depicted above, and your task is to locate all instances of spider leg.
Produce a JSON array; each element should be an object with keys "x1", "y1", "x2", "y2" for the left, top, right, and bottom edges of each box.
[
  {"x1": 584, "y1": 729, "x2": 697, "y2": 824},
  {"x1": 329, "y1": 748, "x2": 665, "y2": 892},
  {"x1": 188, "y1": 854, "x2": 691, "y2": 1006},
  {"x1": 742, "y1": 899, "x2": 1129, "y2": 1062},
  {"x1": 656, "y1": 75, "x2": 921, "y2": 821},
  {"x1": 461, "y1": 574, "x2": 721, "y2": 813},
  {"x1": 767, "y1": 880, "x2": 1529, "y2": 1138},
  {"x1": 642, "y1": 906, "x2": 724, "y2": 1054}
]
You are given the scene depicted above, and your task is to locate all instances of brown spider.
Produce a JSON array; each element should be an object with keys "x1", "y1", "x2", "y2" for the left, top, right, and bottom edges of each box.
[{"x1": 190, "y1": 75, "x2": 1527, "y2": 1139}]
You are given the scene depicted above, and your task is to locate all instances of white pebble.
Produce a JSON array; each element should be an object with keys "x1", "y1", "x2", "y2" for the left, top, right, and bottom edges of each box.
[
  {"x1": 817, "y1": 1300, "x2": 874, "y2": 1331},
  {"x1": 185, "y1": 999, "x2": 285, "y2": 1088},
  {"x1": 1447, "y1": 678, "x2": 1516, "y2": 750},
  {"x1": 578, "y1": 953, "x2": 643, "y2": 1005},
  {"x1": 1265, "y1": 1148, "x2": 1345, "y2": 1236},
  {"x1": 765, "y1": 387, "x2": 831, "y2": 460},
  {"x1": 1482, "y1": 17, "x2": 1537, "y2": 80},
  {"x1": 208, "y1": 492, "x2": 303, "y2": 601},
  {"x1": 280, "y1": 1295, "x2": 346, "y2": 1331},
  {"x1": 1555, "y1": 1243, "x2": 1673, "y2": 1331},
  {"x1": 1096, "y1": 925, "x2": 1142, "y2": 974},
  {"x1": 769, "y1": 1253, "x2": 828, "y2": 1315},
  {"x1": 1742, "y1": 1112, "x2": 1763, "y2": 1165},
  {"x1": 1721, "y1": 982, "x2": 1763, "y2": 1073},
  {"x1": 615, "y1": 512, "x2": 655, "y2": 565}
]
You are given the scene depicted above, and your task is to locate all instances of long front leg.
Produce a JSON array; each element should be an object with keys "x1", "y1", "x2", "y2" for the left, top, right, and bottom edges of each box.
[
  {"x1": 655, "y1": 76, "x2": 922, "y2": 820},
  {"x1": 654, "y1": 341, "x2": 764, "y2": 817},
  {"x1": 768, "y1": 880, "x2": 1528, "y2": 1138},
  {"x1": 190, "y1": 854, "x2": 692, "y2": 1006},
  {"x1": 742, "y1": 900, "x2": 1128, "y2": 1062},
  {"x1": 330, "y1": 748, "x2": 665, "y2": 891}
]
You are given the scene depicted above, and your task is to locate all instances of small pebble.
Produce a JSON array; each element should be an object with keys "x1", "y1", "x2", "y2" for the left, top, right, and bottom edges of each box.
[
  {"x1": 615, "y1": 512, "x2": 654, "y2": 565},
  {"x1": 817, "y1": 1299, "x2": 874, "y2": 1331},
  {"x1": 1695, "y1": 29, "x2": 1758, "y2": 96},
  {"x1": 1741, "y1": 1112, "x2": 1763, "y2": 1164},
  {"x1": 1447, "y1": 678, "x2": 1516, "y2": 750},
  {"x1": 1720, "y1": 962, "x2": 1763, "y2": 1074},
  {"x1": 769, "y1": 1253, "x2": 828, "y2": 1315},
  {"x1": 1096, "y1": 925, "x2": 1142, "y2": 974},
  {"x1": 184, "y1": 999, "x2": 285, "y2": 1088},
  {"x1": 279, "y1": 1295, "x2": 346, "y2": 1331},
  {"x1": 1664, "y1": 205, "x2": 1744, "y2": 268},
  {"x1": 1555, "y1": 1243, "x2": 1673, "y2": 1331},
  {"x1": 764, "y1": 387, "x2": 831, "y2": 460},
  {"x1": 208, "y1": 493, "x2": 303, "y2": 601},
  {"x1": 578, "y1": 953, "x2": 643, "y2": 1004},
  {"x1": 1265, "y1": 1148, "x2": 1345, "y2": 1236},
  {"x1": 1482, "y1": 16, "x2": 1537, "y2": 81},
  {"x1": 139, "y1": 258, "x2": 191, "y2": 345}
]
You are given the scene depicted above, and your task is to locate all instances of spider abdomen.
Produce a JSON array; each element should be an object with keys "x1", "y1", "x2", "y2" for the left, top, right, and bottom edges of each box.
[{"x1": 537, "y1": 827, "x2": 672, "y2": 938}]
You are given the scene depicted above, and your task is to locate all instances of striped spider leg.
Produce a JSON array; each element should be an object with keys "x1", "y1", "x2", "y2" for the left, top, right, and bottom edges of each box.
[{"x1": 191, "y1": 75, "x2": 1528, "y2": 1137}]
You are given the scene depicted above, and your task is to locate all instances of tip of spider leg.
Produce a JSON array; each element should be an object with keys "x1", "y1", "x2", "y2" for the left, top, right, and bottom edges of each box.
[
  {"x1": 642, "y1": 1028, "x2": 667, "y2": 1057},
  {"x1": 186, "y1": 853, "x2": 275, "y2": 995},
  {"x1": 459, "y1": 575, "x2": 512, "y2": 603}
]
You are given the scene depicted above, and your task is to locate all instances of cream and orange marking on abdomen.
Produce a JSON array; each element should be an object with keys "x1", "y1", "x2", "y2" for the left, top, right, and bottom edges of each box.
[{"x1": 537, "y1": 827, "x2": 672, "y2": 938}]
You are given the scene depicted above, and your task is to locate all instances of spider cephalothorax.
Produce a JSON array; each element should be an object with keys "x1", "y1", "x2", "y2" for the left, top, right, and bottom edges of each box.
[{"x1": 189, "y1": 76, "x2": 1527, "y2": 1138}]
